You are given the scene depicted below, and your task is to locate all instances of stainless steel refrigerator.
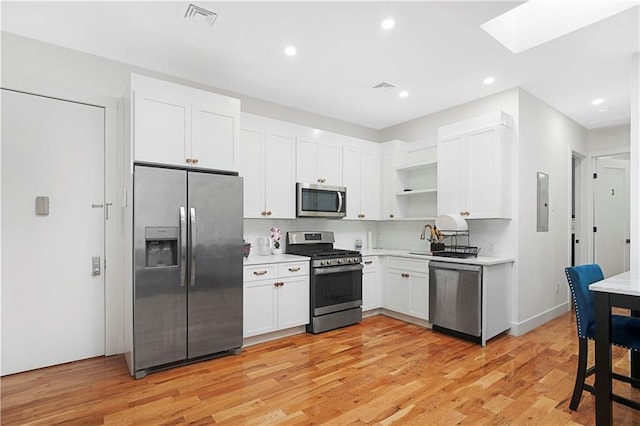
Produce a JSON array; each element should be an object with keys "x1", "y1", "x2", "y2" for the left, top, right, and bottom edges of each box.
[{"x1": 132, "y1": 164, "x2": 243, "y2": 378}]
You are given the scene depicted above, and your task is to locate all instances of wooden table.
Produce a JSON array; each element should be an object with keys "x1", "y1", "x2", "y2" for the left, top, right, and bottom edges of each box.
[{"x1": 590, "y1": 271, "x2": 640, "y2": 425}]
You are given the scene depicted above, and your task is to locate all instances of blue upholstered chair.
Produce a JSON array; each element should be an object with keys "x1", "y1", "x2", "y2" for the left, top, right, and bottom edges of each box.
[{"x1": 564, "y1": 264, "x2": 640, "y2": 411}]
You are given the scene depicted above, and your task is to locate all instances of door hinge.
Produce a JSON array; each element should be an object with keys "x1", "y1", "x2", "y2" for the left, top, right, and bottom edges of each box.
[
  {"x1": 593, "y1": 173, "x2": 598, "y2": 179},
  {"x1": 593, "y1": 226, "x2": 597, "y2": 232}
]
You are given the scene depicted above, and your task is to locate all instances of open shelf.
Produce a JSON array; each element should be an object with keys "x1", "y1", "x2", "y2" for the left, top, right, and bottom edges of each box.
[
  {"x1": 396, "y1": 188, "x2": 437, "y2": 196},
  {"x1": 395, "y1": 160, "x2": 437, "y2": 172}
]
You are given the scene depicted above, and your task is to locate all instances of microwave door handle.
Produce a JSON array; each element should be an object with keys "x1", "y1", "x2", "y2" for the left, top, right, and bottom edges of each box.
[{"x1": 337, "y1": 191, "x2": 343, "y2": 213}]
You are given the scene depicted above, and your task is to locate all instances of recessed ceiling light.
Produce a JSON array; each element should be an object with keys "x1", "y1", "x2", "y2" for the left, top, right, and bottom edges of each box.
[
  {"x1": 483, "y1": 76, "x2": 495, "y2": 85},
  {"x1": 592, "y1": 98, "x2": 604, "y2": 105},
  {"x1": 381, "y1": 18, "x2": 395, "y2": 30},
  {"x1": 284, "y1": 46, "x2": 297, "y2": 56},
  {"x1": 399, "y1": 91, "x2": 409, "y2": 98},
  {"x1": 597, "y1": 107, "x2": 609, "y2": 113}
]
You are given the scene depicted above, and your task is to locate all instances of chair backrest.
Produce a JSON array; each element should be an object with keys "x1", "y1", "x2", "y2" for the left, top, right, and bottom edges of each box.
[{"x1": 564, "y1": 264, "x2": 605, "y2": 339}]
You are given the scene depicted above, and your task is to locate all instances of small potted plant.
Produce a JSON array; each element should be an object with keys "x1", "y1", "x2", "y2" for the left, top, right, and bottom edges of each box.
[{"x1": 270, "y1": 227, "x2": 282, "y2": 255}]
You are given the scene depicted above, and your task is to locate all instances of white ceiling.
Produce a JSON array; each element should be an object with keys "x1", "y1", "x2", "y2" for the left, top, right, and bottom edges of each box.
[{"x1": 2, "y1": 1, "x2": 638, "y2": 130}]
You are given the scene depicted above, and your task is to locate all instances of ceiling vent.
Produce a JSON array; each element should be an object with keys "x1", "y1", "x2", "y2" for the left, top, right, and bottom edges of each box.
[
  {"x1": 369, "y1": 81, "x2": 396, "y2": 92},
  {"x1": 184, "y1": 4, "x2": 218, "y2": 27}
]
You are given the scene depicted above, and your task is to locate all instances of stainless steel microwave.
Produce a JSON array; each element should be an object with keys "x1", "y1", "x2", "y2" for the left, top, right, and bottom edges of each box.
[{"x1": 296, "y1": 183, "x2": 346, "y2": 218}]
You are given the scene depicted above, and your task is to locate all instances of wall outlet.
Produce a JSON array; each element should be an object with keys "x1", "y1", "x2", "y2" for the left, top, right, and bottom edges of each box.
[{"x1": 555, "y1": 283, "x2": 560, "y2": 294}]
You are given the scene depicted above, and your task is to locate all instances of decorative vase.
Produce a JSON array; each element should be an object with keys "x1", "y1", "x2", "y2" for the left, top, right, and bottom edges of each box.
[{"x1": 272, "y1": 247, "x2": 283, "y2": 255}]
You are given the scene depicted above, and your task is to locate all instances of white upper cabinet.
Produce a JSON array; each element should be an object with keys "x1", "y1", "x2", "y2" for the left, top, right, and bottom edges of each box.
[
  {"x1": 296, "y1": 137, "x2": 343, "y2": 186},
  {"x1": 342, "y1": 141, "x2": 380, "y2": 220},
  {"x1": 437, "y1": 111, "x2": 513, "y2": 219},
  {"x1": 132, "y1": 74, "x2": 240, "y2": 171},
  {"x1": 134, "y1": 91, "x2": 188, "y2": 166},
  {"x1": 240, "y1": 113, "x2": 296, "y2": 219}
]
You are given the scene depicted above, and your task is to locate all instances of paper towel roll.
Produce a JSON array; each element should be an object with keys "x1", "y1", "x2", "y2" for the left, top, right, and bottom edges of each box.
[{"x1": 367, "y1": 231, "x2": 373, "y2": 249}]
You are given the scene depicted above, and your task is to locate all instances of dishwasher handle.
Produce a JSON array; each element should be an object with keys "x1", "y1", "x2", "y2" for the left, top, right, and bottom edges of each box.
[{"x1": 429, "y1": 261, "x2": 482, "y2": 273}]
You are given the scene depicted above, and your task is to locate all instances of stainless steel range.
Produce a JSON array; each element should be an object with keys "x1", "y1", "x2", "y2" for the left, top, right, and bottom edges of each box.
[{"x1": 286, "y1": 231, "x2": 363, "y2": 334}]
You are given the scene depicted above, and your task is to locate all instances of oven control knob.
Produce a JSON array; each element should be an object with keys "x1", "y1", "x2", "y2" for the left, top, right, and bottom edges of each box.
[{"x1": 337, "y1": 259, "x2": 343, "y2": 264}]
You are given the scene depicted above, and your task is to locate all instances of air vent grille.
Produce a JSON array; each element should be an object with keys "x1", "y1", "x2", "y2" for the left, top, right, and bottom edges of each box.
[
  {"x1": 184, "y1": 4, "x2": 218, "y2": 27},
  {"x1": 369, "y1": 81, "x2": 396, "y2": 91}
]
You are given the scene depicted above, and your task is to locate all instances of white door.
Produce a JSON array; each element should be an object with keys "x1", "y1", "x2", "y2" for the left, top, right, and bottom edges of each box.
[
  {"x1": 1, "y1": 89, "x2": 105, "y2": 375},
  {"x1": 594, "y1": 158, "x2": 630, "y2": 277}
]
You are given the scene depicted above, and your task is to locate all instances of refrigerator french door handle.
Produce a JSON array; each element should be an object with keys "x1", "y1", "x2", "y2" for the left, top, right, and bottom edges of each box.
[
  {"x1": 179, "y1": 206, "x2": 187, "y2": 287},
  {"x1": 337, "y1": 191, "x2": 343, "y2": 213},
  {"x1": 189, "y1": 207, "x2": 197, "y2": 287}
]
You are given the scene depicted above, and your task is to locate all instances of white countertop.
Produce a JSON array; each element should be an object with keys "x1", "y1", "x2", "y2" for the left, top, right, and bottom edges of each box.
[
  {"x1": 360, "y1": 249, "x2": 514, "y2": 266},
  {"x1": 589, "y1": 271, "x2": 640, "y2": 297},
  {"x1": 243, "y1": 253, "x2": 310, "y2": 266},
  {"x1": 243, "y1": 250, "x2": 514, "y2": 267}
]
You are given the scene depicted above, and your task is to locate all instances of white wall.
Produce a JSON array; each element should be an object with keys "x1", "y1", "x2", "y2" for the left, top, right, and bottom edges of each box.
[
  {"x1": 1, "y1": 32, "x2": 378, "y2": 141},
  {"x1": 0, "y1": 32, "x2": 379, "y2": 358},
  {"x1": 631, "y1": 52, "x2": 639, "y2": 273},
  {"x1": 381, "y1": 88, "x2": 589, "y2": 336},
  {"x1": 516, "y1": 90, "x2": 587, "y2": 334},
  {"x1": 244, "y1": 219, "x2": 379, "y2": 254},
  {"x1": 587, "y1": 124, "x2": 631, "y2": 154},
  {"x1": 377, "y1": 90, "x2": 519, "y2": 259},
  {"x1": 379, "y1": 89, "x2": 519, "y2": 144}
]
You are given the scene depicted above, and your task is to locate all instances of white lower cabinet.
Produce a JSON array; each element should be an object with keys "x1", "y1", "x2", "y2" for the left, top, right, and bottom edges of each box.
[
  {"x1": 383, "y1": 257, "x2": 429, "y2": 320},
  {"x1": 361, "y1": 256, "x2": 380, "y2": 311},
  {"x1": 243, "y1": 261, "x2": 309, "y2": 338}
]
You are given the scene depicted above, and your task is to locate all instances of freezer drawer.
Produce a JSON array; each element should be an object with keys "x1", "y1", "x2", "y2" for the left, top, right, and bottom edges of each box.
[{"x1": 428, "y1": 261, "x2": 482, "y2": 338}]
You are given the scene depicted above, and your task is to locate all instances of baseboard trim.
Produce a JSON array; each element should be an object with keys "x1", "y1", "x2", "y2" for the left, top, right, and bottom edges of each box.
[
  {"x1": 510, "y1": 302, "x2": 570, "y2": 336},
  {"x1": 242, "y1": 326, "x2": 306, "y2": 347}
]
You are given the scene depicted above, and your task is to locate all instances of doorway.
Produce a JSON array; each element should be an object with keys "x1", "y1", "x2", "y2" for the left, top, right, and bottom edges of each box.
[
  {"x1": 593, "y1": 155, "x2": 631, "y2": 277},
  {"x1": 1, "y1": 89, "x2": 106, "y2": 375}
]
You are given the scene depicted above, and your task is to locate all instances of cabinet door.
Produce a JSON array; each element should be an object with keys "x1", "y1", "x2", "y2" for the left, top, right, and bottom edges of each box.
[
  {"x1": 384, "y1": 269, "x2": 406, "y2": 313},
  {"x1": 278, "y1": 277, "x2": 309, "y2": 329},
  {"x1": 318, "y1": 142, "x2": 343, "y2": 186},
  {"x1": 265, "y1": 132, "x2": 296, "y2": 219},
  {"x1": 342, "y1": 147, "x2": 361, "y2": 219},
  {"x1": 437, "y1": 135, "x2": 465, "y2": 216},
  {"x1": 362, "y1": 258, "x2": 379, "y2": 311},
  {"x1": 296, "y1": 138, "x2": 342, "y2": 185},
  {"x1": 192, "y1": 103, "x2": 238, "y2": 171},
  {"x1": 407, "y1": 271, "x2": 429, "y2": 320},
  {"x1": 466, "y1": 128, "x2": 498, "y2": 218},
  {"x1": 360, "y1": 150, "x2": 379, "y2": 220},
  {"x1": 134, "y1": 91, "x2": 189, "y2": 166},
  {"x1": 243, "y1": 280, "x2": 278, "y2": 338},
  {"x1": 241, "y1": 127, "x2": 266, "y2": 218},
  {"x1": 296, "y1": 138, "x2": 318, "y2": 184}
]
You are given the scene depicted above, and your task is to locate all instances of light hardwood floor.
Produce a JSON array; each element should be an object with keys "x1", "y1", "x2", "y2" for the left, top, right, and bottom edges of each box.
[{"x1": 2, "y1": 312, "x2": 640, "y2": 425}]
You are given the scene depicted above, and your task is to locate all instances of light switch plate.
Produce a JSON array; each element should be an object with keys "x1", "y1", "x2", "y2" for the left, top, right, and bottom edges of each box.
[{"x1": 35, "y1": 196, "x2": 50, "y2": 215}]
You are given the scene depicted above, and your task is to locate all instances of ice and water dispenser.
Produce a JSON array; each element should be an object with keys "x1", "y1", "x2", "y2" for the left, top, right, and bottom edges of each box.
[{"x1": 145, "y1": 227, "x2": 178, "y2": 267}]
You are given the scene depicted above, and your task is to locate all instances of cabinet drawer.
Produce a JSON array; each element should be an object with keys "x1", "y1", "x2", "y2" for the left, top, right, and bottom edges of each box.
[
  {"x1": 278, "y1": 262, "x2": 309, "y2": 278},
  {"x1": 362, "y1": 256, "x2": 378, "y2": 271},
  {"x1": 386, "y1": 256, "x2": 427, "y2": 273},
  {"x1": 244, "y1": 264, "x2": 277, "y2": 282}
]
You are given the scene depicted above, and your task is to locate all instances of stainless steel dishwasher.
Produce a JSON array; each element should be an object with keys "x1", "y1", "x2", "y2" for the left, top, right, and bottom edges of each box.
[{"x1": 428, "y1": 261, "x2": 482, "y2": 343}]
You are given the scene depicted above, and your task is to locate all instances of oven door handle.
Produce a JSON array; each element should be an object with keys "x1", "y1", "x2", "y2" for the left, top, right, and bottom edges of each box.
[{"x1": 314, "y1": 264, "x2": 363, "y2": 275}]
